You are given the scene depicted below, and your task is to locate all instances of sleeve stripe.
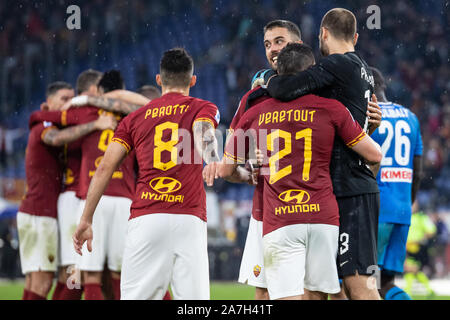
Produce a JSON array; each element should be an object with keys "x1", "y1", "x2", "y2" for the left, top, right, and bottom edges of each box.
[
  {"x1": 223, "y1": 152, "x2": 239, "y2": 163},
  {"x1": 193, "y1": 118, "x2": 216, "y2": 129},
  {"x1": 40, "y1": 126, "x2": 57, "y2": 141},
  {"x1": 347, "y1": 132, "x2": 366, "y2": 147},
  {"x1": 224, "y1": 151, "x2": 245, "y2": 163},
  {"x1": 111, "y1": 137, "x2": 131, "y2": 153},
  {"x1": 61, "y1": 111, "x2": 67, "y2": 126}
]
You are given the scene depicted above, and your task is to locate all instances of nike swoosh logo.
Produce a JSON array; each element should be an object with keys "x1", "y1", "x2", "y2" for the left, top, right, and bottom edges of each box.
[{"x1": 340, "y1": 261, "x2": 349, "y2": 267}]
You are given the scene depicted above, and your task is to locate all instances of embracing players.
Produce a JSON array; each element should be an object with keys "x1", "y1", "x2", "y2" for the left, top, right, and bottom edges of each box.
[
  {"x1": 266, "y1": 8, "x2": 383, "y2": 300},
  {"x1": 18, "y1": 81, "x2": 118, "y2": 300},
  {"x1": 210, "y1": 43, "x2": 382, "y2": 300}
]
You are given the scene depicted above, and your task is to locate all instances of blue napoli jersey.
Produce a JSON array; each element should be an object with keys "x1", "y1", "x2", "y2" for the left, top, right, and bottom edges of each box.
[{"x1": 371, "y1": 102, "x2": 423, "y2": 225}]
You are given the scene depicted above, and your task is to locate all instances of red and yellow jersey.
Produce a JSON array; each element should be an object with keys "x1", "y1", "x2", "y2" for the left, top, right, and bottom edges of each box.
[
  {"x1": 225, "y1": 94, "x2": 365, "y2": 235},
  {"x1": 229, "y1": 86, "x2": 270, "y2": 221},
  {"x1": 19, "y1": 115, "x2": 64, "y2": 218},
  {"x1": 112, "y1": 92, "x2": 220, "y2": 222},
  {"x1": 77, "y1": 116, "x2": 136, "y2": 200}
]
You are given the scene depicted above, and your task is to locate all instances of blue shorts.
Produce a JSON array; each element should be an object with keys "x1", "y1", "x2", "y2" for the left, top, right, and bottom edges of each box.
[{"x1": 377, "y1": 223, "x2": 410, "y2": 274}]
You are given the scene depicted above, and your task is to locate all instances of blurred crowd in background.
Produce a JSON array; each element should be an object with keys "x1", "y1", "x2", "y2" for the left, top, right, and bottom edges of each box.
[{"x1": 0, "y1": 0, "x2": 449, "y2": 281}]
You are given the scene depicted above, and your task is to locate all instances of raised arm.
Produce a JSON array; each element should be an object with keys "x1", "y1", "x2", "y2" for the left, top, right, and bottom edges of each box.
[
  {"x1": 42, "y1": 113, "x2": 117, "y2": 147},
  {"x1": 73, "y1": 141, "x2": 128, "y2": 254},
  {"x1": 103, "y1": 89, "x2": 150, "y2": 106},
  {"x1": 65, "y1": 93, "x2": 144, "y2": 115},
  {"x1": 266, "y1": 61, "x2": 335, "y2": 101}
]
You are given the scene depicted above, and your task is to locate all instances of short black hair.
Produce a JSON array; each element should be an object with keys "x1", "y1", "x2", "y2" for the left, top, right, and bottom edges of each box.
[
  {"x1": 46, "y1": 81, "x2": 73, "y2": 98},
  {"x1": 321, "y1": 8, "x2": 357, "y2": 42},
  {"x1": 76, "y1": 69, "x2": 103, "y2": 95},
  {"x1": 137, "y1": 85, "x2": 161, "y2": 100},
  {"x1": 369, "y1": 67, "x2": 387, "y2": 92},
  {"x1": 277, "y1": 43, "x2": 315, "y2": 75},
  {"x1": 160, "y1": 48, "x2": 194, "y2": 88},
  {"x1": 263, "y1": 20, "x2": 302, "y2": 41},
  {"x1": 98, "y1": 70, "x2": 125, "y2": 93}
]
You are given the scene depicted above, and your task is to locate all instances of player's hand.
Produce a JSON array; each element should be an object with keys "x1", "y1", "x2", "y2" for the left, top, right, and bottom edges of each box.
[
  {"x1": 367, "y1": 94, "x2": 382, "y2": 135},
  {"x1": 61, "y1": 96, "x2": 89, "y2": 111},
  {"x1": 251, "y1": 77, "x2": 265, "y2": 90},
  {"x1": 95, "y1": 114, "x2": 118, "y2": 131},
  {"x1": 73, "y1": 219, "x2": 93, "y2": 256},
  {"x1": 203, "y1": 162, "x2": 220, "y2": 187}
]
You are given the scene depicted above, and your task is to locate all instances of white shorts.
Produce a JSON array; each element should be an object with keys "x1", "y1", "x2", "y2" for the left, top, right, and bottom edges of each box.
[
  {"x1": 121, "y1": 213, "x2": 209, "y2": 300},
  {"x1": 263, "y1": 224, "x2": 340, "y2": 300},
  {"x1": 78, "y1": 195, "x2": 131, "y2": 272},
  {"x1": 238, "y1": 216, "x2": 266, "y2": 288},
  {"x1": 17, "y1": 212, "x2": 59, "y2": 274},
  {"x1": 57, "y1": 191, "x2": 81, "y2": 266}
]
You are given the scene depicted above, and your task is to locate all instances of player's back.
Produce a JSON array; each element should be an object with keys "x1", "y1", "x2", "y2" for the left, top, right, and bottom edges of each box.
[
  {"x1": 19, "y1": 116, "x2": 63, "y2": 218},
  {"x1": 371, "y1": 102, "x2": 423, "y2": 225},
  {"x1": 113, "y1": 92, "x2": 219, "y2": 222},
  {"x1": 233, "y1": 94, "x2": 365, "y2": 235},
  {"x1": 320, "y1": 52, "x2": 379, "y2": 197}
]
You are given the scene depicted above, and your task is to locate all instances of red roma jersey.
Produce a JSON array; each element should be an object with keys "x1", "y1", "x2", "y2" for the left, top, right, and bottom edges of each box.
[
  {"x1": 112, "y1": 92, "x2": 220, "y2": 222},
  {"x1": 29, "y1": 107, "x2": 136, "y2": 200},
  {"x1": 19, "y1": 116, "x2": 64, "y2": 218},
  {"x1": 225, "y1": 94, "x2": 366, "y2": 235},
  {"x1": 229, "y1": 86, "x2": 270, "y2": 222},
  {"x1": 29, "y1": 108, "x2": 96, "y2": 194}
]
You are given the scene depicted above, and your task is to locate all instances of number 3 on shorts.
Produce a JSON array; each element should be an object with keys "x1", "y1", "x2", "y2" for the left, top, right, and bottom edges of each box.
[{"x1": 339, "y1": 232, "x2": 349, "y2": 255}]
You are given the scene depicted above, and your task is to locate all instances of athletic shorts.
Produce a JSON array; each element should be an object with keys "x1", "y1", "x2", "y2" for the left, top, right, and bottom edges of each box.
[
  {"x1": 121, "y1": 213, "x2": 209, "y2": 300},
  {"x1": 337, "y1": 193, "x2": 380, "y2": 278},
  {"x1": 57, "y1": 191, "x2": 81, "y2": 266},
  {"x1": 78, "y1": 195, "x2": 131, "y2": 272},
  {"x1": 263, "y1": 224, "x2": 340, "y2": 300},
  {"x1": 17, "y1": 212, "x2": 58, "y2": 274},
  {"x1": 377, "y1": 223, "x2": 410, "y2": 274},
  {"x1": 238, "y1": 216, "x2": 266, "y2": 288}
]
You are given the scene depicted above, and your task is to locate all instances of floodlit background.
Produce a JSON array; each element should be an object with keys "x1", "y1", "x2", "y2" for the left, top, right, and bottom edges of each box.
[{"x1": 0, "y1": 0, "x2": 449, "y2": 299}]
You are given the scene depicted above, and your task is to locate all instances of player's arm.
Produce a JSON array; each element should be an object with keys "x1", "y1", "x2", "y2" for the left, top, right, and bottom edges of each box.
[
  {"x1": 73, "y1": 141, "x2": 128, "y2": 255},
  {"x1": 367, "y1": 94, "x2": 382, "y2": 136},
  {"x1": 65, "y1": 94, "x2": 143, "y2": 115},
  {"x1": 193, "y1": 120, "x2": 220, "y2": 165},
  {"x1": 266, "y1": 59, "x2": 335, "y2": 101},
  {"x1": 412, "y1": 155, "x2": 423, "y2": 204},
  {"x1": 103, "y1": 89, "x2": 150, "y2": 106},
  {"x1": 349, "y1": 135, "x2": 382, "y2": 165},
  {"x1": 42, "y1": 113, "x2": 117, "y2": 147}
]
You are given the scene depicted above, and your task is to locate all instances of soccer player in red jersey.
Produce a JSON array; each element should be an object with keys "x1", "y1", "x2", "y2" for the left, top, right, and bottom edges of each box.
[
  {"x1": 74, "y1": 48, "x2": 221, "y2": 300},
  {"x1": 209, "y1": 43, "x2": 382, "y2": 300},
  {"x1": 18, "y1": 82, "x2": 118, "y2": 300},
  {"x1": 30, "y1": 72, "x2": 152, "y2": 300},
  {"x1": 228, "y1": 20, "x2": 302, "y2": 301}
]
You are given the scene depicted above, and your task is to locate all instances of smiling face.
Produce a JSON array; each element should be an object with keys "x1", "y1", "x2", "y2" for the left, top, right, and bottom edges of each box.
[{"x1": 264, "y1": 27, "x2": 301, "y2": 70}]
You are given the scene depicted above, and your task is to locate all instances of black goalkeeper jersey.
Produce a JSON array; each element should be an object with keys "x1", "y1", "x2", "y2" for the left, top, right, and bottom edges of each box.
[{"x1": 266, "y1": 51, "x2": 379, "y2": 197}]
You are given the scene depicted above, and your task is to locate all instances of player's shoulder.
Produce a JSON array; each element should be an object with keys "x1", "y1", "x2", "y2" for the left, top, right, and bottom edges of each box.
[{"x1": 300, "y1": 93, "x2": 346, "y2": 110}]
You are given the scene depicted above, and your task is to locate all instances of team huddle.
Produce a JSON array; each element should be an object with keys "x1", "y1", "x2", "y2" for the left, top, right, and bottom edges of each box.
[{"x1": 18, "y1": 8, "x2": 423, "y2": 300}]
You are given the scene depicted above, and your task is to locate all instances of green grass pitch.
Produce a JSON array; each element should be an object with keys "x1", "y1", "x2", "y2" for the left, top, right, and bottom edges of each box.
[{"x1": 0, "y1": 281, "x2": 449, "y2": 300}]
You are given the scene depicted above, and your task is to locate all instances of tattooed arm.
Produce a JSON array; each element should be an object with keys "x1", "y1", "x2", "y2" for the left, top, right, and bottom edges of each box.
[
  {"x1": 85, "y1": 96, "x2": 142, "y2": 115},
  {"x1": 42, "y1": 114, "x2": 117, "y2": 147},
  {"x1": 193, "y1": 120, "x2": 220, "y2": 164},
  {"x1": 103, "y1": 89, "x2": 150, "y2": 106}
]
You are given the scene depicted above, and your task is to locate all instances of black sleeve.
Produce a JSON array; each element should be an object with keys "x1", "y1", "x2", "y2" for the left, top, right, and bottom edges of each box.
[{"x1": 266, "y1": 57, "x2": 338, "y2": 101}]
